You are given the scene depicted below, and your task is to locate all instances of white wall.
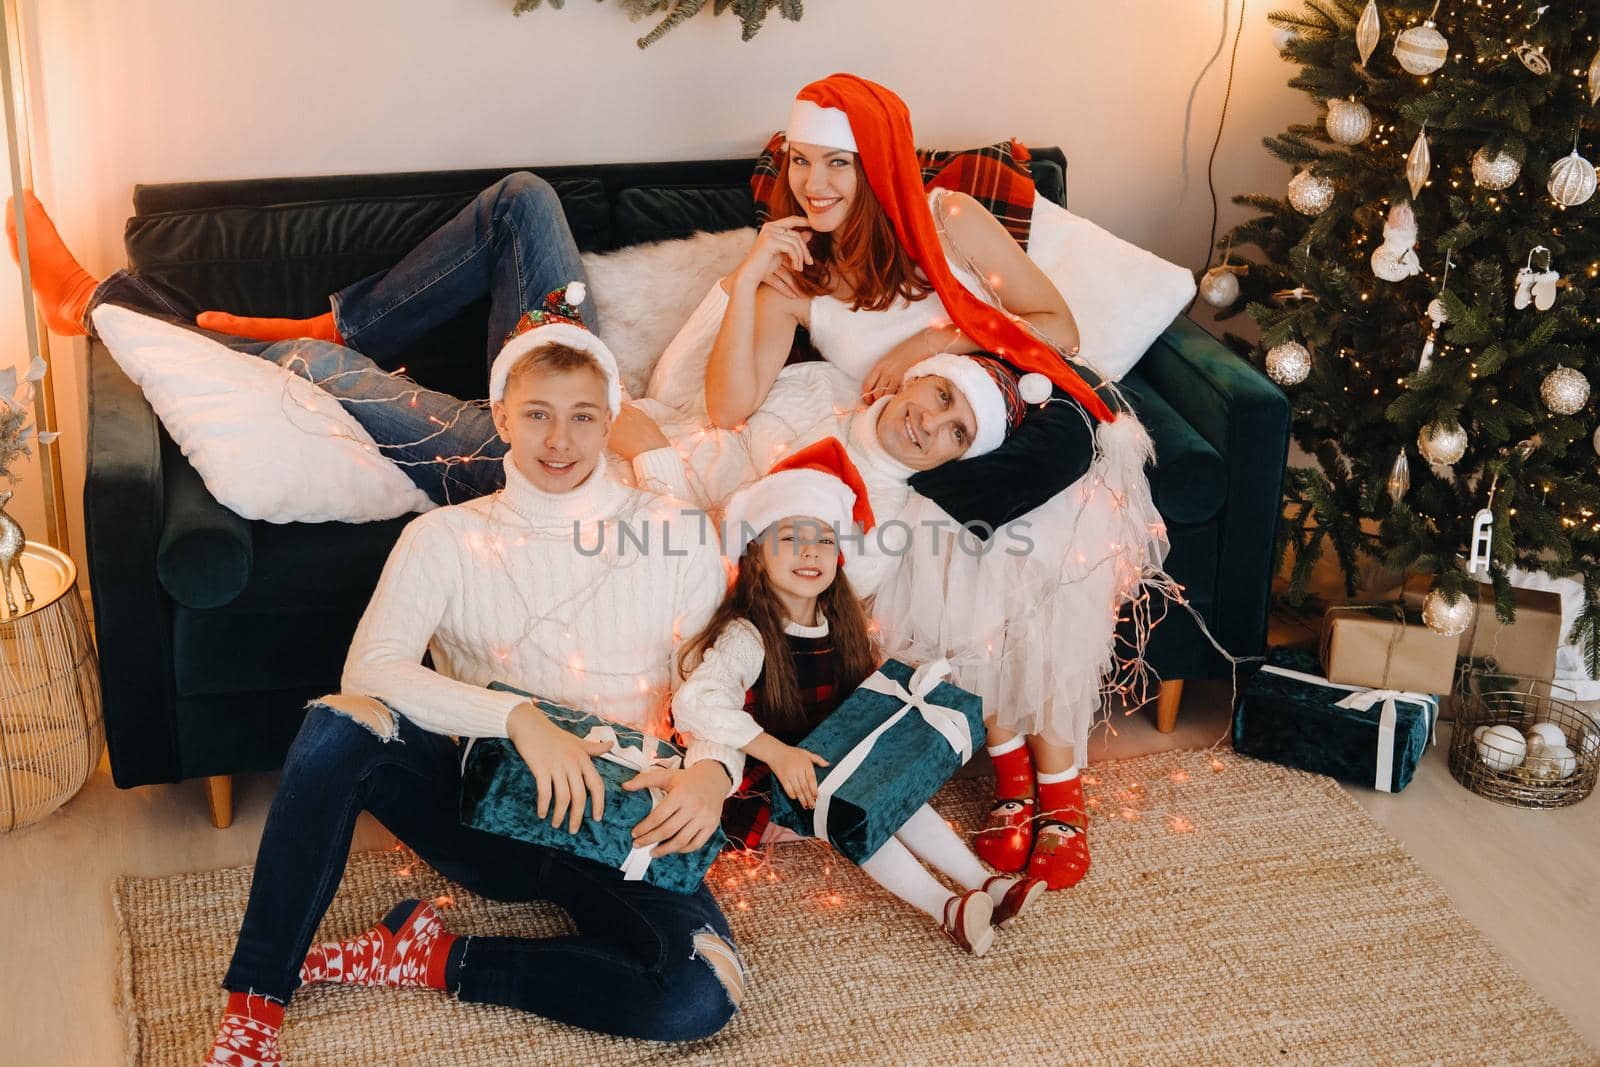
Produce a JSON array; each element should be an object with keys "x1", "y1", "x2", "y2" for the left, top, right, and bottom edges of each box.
[{"x1": 3, "y1": 0, "x2": 1313, "y2": 578}]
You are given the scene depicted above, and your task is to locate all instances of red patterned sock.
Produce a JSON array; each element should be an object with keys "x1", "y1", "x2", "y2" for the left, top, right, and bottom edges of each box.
[
  {"x1": 203, "y1": 991, "x2": 284, "y2": 1067},
  {"x1": 1028, "y1": 767, "x2": 1091, "y2": 890},
  {"x1": 299, "y1": 899, "x2": 455, "y2": 990},
  {"x1": 974, "y1": 736, "x2": 1036, "y2": 873}
]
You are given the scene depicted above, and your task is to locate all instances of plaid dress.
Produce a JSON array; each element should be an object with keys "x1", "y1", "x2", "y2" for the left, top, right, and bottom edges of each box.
[{"x1": 721, "y1": 630, "x2": 846, "y2": 850}]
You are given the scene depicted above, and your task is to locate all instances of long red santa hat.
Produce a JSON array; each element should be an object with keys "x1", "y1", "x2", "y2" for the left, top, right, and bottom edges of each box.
[{"x1": 790, "y1": 73, "x2": 1115, "y2": 424}]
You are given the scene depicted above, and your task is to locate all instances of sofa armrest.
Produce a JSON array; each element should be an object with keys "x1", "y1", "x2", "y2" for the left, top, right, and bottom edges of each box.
[
  {"x1": 1133, "y1": 315, "x2": 1289, "y2": 659},
  {"x1": 84, "y1": 339, "x2": 183, "y2": 786},
  {"x1": 156, "y1": 443, "x2": 253, "y2": 610}
]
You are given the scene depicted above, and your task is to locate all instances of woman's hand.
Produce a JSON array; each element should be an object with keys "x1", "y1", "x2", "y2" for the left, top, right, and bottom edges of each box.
[
  {"x1": 626, "y1": 760, "x2": 732, "y2": 856},
  {"x1": 861, "y1": 330, "x2": 948, "y2": 404},
  {"x1": 763, "y1": 741, "x2": 830, "y2": 810},
  {"x1": 507, "y1": 702, "x2": 613, "y2": 834},
  {"x1": 736, "y1": 216, "x2": 813, "y2": 295},
  {"x1": 608, "y1": 402, "x2": 671, "y2": 461}
]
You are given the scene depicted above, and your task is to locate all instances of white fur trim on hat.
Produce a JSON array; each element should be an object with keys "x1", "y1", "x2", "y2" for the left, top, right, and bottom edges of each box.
[
  {"x1": 787, "y1": 98, "x2": 858, "y2": 153},
  {"x1": 489, "y1": 321, "x2": 622, "y2": 415},
  {"x1": 904, "y1": 353, "x2": 1007, "y2": 458},
  {"x1": 722, "y1": 468, "x2": 856, "y2": 560}
]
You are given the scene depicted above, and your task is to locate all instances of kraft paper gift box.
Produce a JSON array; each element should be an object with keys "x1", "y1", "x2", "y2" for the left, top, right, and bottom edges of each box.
[
  {"x1": 458, "y1": 683, "x2": 726, "y2": 895},
  {"x1": 1319, "y1": 604, "x2": 1459, "y2": 694},
  {"x1": 1453, "y1": 584, "x2": 1563, "y2": 680},
  {"x1": 1234, "y1": 647, "x2": 1439, "y2": 793},
  {"x1": 769, "y1": 658, "x2": 985, "y2": 864}
]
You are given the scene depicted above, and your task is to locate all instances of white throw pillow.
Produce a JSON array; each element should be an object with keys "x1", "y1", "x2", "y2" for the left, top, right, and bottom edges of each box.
[
  {"x1": 582, "y1": 227, "x2": 756, "y2": 398},
  {"x1": 1026, "y1": 194, "x2": 1196, "y2": 382},
  {"x1": 92, "y1": 305, "x2": 434, "y2": 523}
]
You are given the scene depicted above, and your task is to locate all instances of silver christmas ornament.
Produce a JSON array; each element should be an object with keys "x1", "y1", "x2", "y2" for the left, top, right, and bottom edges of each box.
[
  {"x1": 1593, "y1": 425, "x2": 1600, "y2": 456},
  {"x1": 1589, "y1": 46, "x2": 1600, "y2": 106},
  {"x1": 1472, "y1": 149, "x2": 1521, "y2": 190},
  {"x1": 1394, "y1": 21, "x2": 1448, "y2": 75},
  {"x1": 1426, "y1": 297, "x2": 1449, "y2": 324},
  {"x1": 1287, "y1": 170, "x2": 1335, "y2": 215},
  {"x1": 1418, "y1": 421, "x2": 1468, "y2": 465},
  {"x1": 1198, "y1": 266, "x2": 1241, "y2": 308},
  {"x1": 1549, "y1": 151, "x2": 1597, "y2": 208},
  {"x1": 1265, "y1": 341, "x2": 1312, "y2": 386},
  {"x1": 1325, "y1": 97, "x2": 1373, "y2": 145},
  {"x1": 1422, "y1": 588, "x2": 1475, "y2": 637},
  {"x1": 1356, "y1": 0, "x2": 1381, "y2": 67},
  {"x1": 1387, "y1": 450, "x2": 1411, "y2": 504},
  {"x1": 1541, "y1": 366, "x2": 1590, "y2": 415}
]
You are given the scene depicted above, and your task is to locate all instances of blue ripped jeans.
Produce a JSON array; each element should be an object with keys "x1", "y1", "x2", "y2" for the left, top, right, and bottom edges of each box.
[
  {"x1": 86, "y1": 172, "x2": 590, "y2": 505},
  {"x1": 223, "y1": 706, "x2": 740, "y2": 1041}
]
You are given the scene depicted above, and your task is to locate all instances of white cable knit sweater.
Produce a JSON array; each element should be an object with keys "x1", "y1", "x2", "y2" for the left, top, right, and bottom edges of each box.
[{"x1": 340, "y1": 451, "x2": 742, "y2": 782}]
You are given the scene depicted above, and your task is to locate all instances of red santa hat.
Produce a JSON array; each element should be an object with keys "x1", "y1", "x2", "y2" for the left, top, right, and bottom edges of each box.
[
  {"x1": 488, "y1": 282, "x2": 621, "y2": 414},
  {"x1": 721, "y1": 437, "x2": 876, "y2": 560},
  {"x1": 792, "y1": 74, "x2": 1114, "y2": 424}
]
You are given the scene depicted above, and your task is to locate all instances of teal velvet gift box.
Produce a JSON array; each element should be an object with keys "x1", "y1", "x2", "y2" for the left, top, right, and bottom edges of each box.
[
  {"x1": 1234, "y1": 647, "x2": 1439, "y2": 793},
  {"x1": 459, "y1": 683, "x2": 726, "y2": 895},
  {"x1": 770, "y1": 659, "x2": 985, "y2": 864}
]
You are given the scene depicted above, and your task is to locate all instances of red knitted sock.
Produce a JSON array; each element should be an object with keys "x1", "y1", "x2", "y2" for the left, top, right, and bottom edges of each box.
[
  {"x1": 4, "y1": 192, "x2": 99, "y2": 336},
  {"x1": 299, "y1": 899, "x2": 455, "y2": 990},
  {"x1": 202, "y1": 991, "x2": 284, "y2": 1067},
  {"x1": 1028, "y1": 768, "x2": 1091, "y2": 890},
  {"x1": 196, "y1": 309, "x2": 342, "y2": 344},
  {"x1": 974, "y1": 736, "x2": 1035, "y2": 873}
]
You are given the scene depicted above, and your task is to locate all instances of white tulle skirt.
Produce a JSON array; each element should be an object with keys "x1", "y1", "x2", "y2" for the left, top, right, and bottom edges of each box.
[{"x1": 871, "y1": 411, "x2": 1170, "y2": 757}]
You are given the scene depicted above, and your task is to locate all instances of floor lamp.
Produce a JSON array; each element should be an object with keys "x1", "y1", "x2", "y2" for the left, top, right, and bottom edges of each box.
[{"x1": 2, "y1": 0, "x2": 66, "y2": 551}]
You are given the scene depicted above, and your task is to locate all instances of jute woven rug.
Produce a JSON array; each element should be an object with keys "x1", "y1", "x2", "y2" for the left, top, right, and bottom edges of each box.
[{"x1": 114, "y1": 749, "x2": 1595, "y2": 1066}]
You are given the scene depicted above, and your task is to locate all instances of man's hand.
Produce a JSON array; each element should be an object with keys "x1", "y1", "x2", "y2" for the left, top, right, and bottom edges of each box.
[
  {"x1": 507, "y1": 702, "x2": 612, "y2": 834},
  {"x1": 608, "y1": 402, "x2": 671, "y2": 462},
  {"x1": 625, "y1": 760, "x2": 732, "y2": 856}
]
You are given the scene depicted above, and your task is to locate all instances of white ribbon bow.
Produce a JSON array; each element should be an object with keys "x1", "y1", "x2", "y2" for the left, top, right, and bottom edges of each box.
[
  {"x1": 1261, "y1": 664, "x2": 1437, "y2": 793},
  {"x1": 812, "y1": 659, "x2": 973, "y2": 840},
  {"x1": 583, "y1": 724, "x2": 682, "y2": 881}
]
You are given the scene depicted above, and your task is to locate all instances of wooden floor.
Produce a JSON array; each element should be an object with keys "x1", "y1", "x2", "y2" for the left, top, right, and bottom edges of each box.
[{"x1": 2, "y1": 677, "x2": 1597, "y2": 1063}]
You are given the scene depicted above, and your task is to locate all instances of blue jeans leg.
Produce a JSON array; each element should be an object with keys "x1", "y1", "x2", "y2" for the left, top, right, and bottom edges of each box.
[{"x1": 330, "y1": 172, "x2": 594, "y2": 374}]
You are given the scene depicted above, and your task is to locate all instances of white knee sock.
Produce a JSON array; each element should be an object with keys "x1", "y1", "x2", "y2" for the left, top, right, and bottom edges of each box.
[
  {"x1": 893, "y1": 804, "x2": 991, "y2": 892},
  {"x1": 858, "y1": 837, "x2": 955, "y2": 923}
]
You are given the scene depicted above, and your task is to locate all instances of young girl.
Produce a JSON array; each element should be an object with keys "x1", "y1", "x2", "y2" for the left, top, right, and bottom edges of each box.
[{"x1": 673, "y1": 439, "x2": 1044, "y2": 957}]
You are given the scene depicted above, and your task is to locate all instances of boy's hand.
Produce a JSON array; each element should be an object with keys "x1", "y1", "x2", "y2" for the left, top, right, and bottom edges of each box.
[
  {"x1": 507, "y1": 702, "x2": 611, "y2": 833},
  {"x1": 626, "y1": 760, "x2": 731, "y2": 856}
]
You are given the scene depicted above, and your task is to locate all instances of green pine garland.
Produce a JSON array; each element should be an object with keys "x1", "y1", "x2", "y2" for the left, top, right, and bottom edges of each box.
[
  {"x1": 1220, "y1": 0, "x2": 1600, "y2": 663},
  {"x1": 512, "y1": 0, "x2": 804, "y2": 49}
]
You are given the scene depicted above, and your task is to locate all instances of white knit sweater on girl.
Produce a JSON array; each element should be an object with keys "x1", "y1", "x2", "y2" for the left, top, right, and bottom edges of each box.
[{"x1": 340, "y1": 451, "x2": 742, "y2": 782}]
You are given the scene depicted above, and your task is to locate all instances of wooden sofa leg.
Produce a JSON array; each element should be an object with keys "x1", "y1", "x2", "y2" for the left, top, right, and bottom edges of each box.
[
  {"x1": 205, "y1": 775, "x2": 234, "y2": 829},
  {"x1": 1156, "y1": 680, "x2": 1184, "y2": 734}
]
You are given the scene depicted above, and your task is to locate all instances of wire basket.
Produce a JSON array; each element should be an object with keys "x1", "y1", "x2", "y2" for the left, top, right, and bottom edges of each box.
[{"x1": 1447, "y1": 669, "x2": 1599, "y2": 809}]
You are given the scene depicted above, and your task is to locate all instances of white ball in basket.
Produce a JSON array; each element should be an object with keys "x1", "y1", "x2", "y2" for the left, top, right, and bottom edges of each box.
[
  {"x1": 1532, "y1": 745, "x2": 1578, "y2": 780},
  {"x1": 1524, "y1": 722, "x2": 1567, "y2": 753},
  {"x1": 1475, "y1": 725, "x2": 1527, "y2": 773}
]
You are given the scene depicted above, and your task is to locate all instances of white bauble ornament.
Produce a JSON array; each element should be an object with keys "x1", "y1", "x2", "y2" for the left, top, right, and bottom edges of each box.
[
  {"x1": 1356, "y1": 0, "x2": 1381, "y2": 67},
  {"x1": 1394, "y1": 21, "x2": 1448, "y2": 75},
  {"x1": 1541, "y1": 745, "x2": 1578, "y2": 779},
  {"x1": 1422, "y1": 588, "x2": 1474, "y2": 637},
  {"x1": 1265, "y1": 341, "x2": 1312, "y2": 386},
  {"x1": 1472, "y1": 149, "x2": 1521, "y2": 190},
  {"x1": 1541, "y1": 366, "x2": 1590, "y2": 416},
  {"x1": 1426, "y1": 297, "x2": 1450, "y2": 324},
  {"x1": 1473, "y1": 725, "x2": 1492, "y2": 744},
  {"x1": 1288, "y1": 171, "x2": 1335, "y2": 215},
  {"x1": 1406, "y1": 128, "x2": 1432, "y2": 198},
  {"x1": 1476, "y1": 724, "x2": 1527, "y2": 773},
  {"x1": 1418, "y1": 421, "x2": 1468, "y2": 465},
  {"x1": 1325, "y1": 98, "x2": 1373, "y2": 145},
  {"x1": 1549, "y1": 152, "x2": 1597, "y2": 208},
  {"x1": 1199, "y1": 266, "x2": 1241, "y2": 308},
  {"x1": 1525, "y1": 722, "x2": 1568, "y2": 753}
]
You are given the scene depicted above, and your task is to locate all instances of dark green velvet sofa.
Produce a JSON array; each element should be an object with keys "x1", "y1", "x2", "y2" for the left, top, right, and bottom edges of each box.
[{"x1": 84, "y1": 149, "x2": 1289, "y2": 823}]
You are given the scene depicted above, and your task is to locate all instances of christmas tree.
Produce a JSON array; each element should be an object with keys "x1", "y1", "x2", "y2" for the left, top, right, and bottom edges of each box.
[{"x1": 1215, "y1": 0, "x2": 1600, "y2": 670}]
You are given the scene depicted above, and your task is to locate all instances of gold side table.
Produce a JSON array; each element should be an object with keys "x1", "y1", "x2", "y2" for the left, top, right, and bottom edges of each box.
[{"x1": 0, "y1": 542, "x2": 103, "y2": 832}]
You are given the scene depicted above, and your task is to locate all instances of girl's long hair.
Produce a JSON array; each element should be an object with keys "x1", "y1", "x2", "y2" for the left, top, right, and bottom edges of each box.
[
  {"x1": 772, "y1": 153, "x2": 933, "y2": 313},
  {"x1": 679, "y1": 544, "x2": 878, "y2": 737}
]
